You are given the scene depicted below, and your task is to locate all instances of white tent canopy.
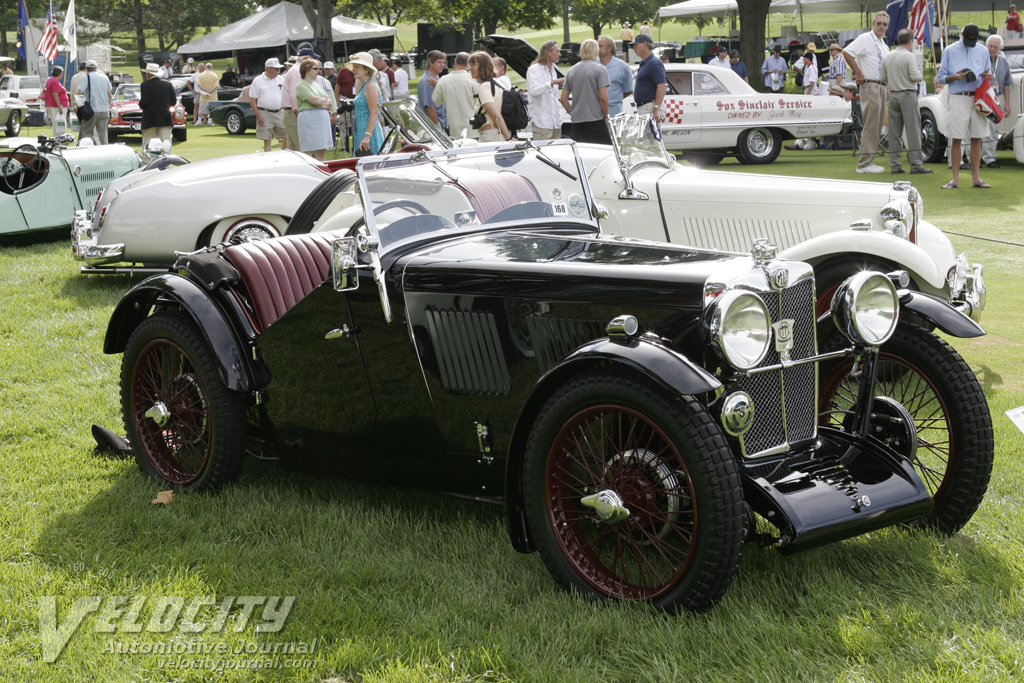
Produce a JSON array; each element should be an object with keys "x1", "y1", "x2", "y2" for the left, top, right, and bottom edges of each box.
[
  {"x1": 178, "y1": 2, "x2": 395, "y2": 54},
  {"x1": 660, "y1": 0, "x2": 1011, "y2": 20}
]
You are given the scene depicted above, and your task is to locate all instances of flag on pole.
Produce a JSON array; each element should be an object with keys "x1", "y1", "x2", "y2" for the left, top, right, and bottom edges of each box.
[
  {"x1": 37, "y1": 0, "x2": 60, "y2": 61},
  {"x1": 885, "y1": 0, "x2": 910, "y2": 46},
  {"x1": 16, "y1": 0, "x2": 31, "y2": 59},
  {"x1": 63, "y1": 0, "x2": 78, "y2": 59},
  {"x1": 909, "y1": 0, "x2": 935, "y2": 47}
]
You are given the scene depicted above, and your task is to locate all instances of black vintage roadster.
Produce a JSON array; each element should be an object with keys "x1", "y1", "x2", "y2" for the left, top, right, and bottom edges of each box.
[{"x1": 103, "y1": 140, "x2": 993, "y2": 612}]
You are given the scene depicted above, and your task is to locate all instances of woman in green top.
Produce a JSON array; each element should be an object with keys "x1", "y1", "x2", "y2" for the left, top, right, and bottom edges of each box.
[{"x1": 296, "y1": 59, "x2": 334, "y2": 160}]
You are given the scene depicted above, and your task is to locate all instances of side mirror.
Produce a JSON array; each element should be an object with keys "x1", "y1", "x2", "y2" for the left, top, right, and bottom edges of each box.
[{"x1": 331, "y1": 238, "x2": 359, "y2": 292}]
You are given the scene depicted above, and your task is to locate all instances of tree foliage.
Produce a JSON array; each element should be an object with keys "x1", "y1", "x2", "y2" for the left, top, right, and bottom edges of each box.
[
  {"x1": 70, "y1": 0, "x2": 252, "y2": 53},
  {"x1": 571, "y1": 0, "x2": 661, "y2": 40}
]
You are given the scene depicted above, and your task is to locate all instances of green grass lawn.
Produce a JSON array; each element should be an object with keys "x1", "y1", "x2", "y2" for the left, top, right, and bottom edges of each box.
[{"x1": 2, "y1": 122, "x2": 1024, "y2": 681}]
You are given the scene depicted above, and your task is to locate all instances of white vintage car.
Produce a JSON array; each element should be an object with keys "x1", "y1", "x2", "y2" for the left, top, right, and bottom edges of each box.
[
  {"x1": 0, "y1": 73, "x2": 44, "y2": 111},
  {"x1": 624, "y1": 63, "x2": 851, "y2": 165},
  {"x1": 920, "y1": 37, "x2": 1024, "y2": 163},
  {"x1": 476, "y1": 34, "x2": 851, "y2": 166},
  {"x1": 0, "y1": 96, "x2": 28, "y2": 137}
]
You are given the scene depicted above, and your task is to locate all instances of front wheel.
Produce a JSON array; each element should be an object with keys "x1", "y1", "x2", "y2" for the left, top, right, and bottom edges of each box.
[
  {"x1": 818, "y1": 324, "x2": 993, "y2": 534},
  {"x1": 737, "y1": 128, "x2": 781, "y2": 164},
  {"x1": 225, "y1": 111, "x2": 246, "y2": 135},
  {"x1": 5, "y1": 110, "x2": 21, "y2": 137},
  {"x1": 920, "y1": 109, "x2": 946, "y2": 164},
  {"x1": 172, "y1": 127, "x2": 187, "y2": 142},
  {"x1": 121, "y1": 313, "x2": 247, "y2": 491},
  {"x1": 522, "y1": 369, "x2": 745, "y2": 613}
]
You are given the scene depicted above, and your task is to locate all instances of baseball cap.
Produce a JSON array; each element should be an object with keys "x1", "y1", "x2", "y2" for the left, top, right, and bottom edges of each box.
[
  {"x1": 85, "y1": 59, "x2": 97, "y2": 68},
  {"x1": 265, "y1": 57, "x2": 282, "y2": 69},
  {"x1": 323, "y1": 61, "x2": 335, "y2": 70},
  {"x1": 729, "y1": 49, "x2": 740, "y2": 58},
  {"x1": 297, "y1": 47, "x2": 321, "y2": 59},
  {"x1": 368, "y1": 49, "x2": 384, "y2": 59},
  {"x1": 963, "y1": 23, "x2": 980, "y2": 47},
  {"x1": 716, "y1": 46, "x2": 728, "y2": 54},
  {"x1": 632, "y1": 34, "x2": 653, "y2": 45}
]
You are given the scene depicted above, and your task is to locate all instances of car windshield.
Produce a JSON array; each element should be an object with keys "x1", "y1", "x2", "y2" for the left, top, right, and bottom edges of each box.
[
  {"x1": 354, "y1": 140, "x2": 598, "y2": 251},
  {"x1": 1004, "y1": 48, "x2": 1024, "y2": 69},
  {"x1": 610, "y1": 115, "x2": 676, "y2": 174},
  {"x1": 382, "y1": 99, "x2": 452, "y2": 149},
  {"x1": 19, "y1": 77, "x2": 40, "y2": 89},
  {"x1": 115, "y1": 85, "x2": 141, "y2": 101}
]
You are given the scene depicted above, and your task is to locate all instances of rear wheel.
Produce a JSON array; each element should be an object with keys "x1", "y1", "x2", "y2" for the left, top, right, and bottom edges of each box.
[
  {"x1": 920, "y1": 109, "x2": 946, "y2": 164},
  {"x1": 818, "y1": 324, "x2": 993, "y2": 533},
  {"x1": 522, "y1": 368, "x2": 744, "y2": 612},
  {"x1": 121, "y1": 313, "x2": 246, "y2": 491},
  {"x1": 737, "y1": 128, "x2": 781, "y2": 164},
  {"x1": 5, "y1": 110, "x2": 21, "y2": 137},
  {"x1": 225, "y1": 111, "x2": 246, "y2": 135},
  {"x1": 681, "y1": 151, "x2": 725, "y2": 167},
  {"x1": 172, "y1": 127, "x2": 187, "y2": 142},
  {"x1": 202, "y1": 217, "x2": 281, "y2": 247}
]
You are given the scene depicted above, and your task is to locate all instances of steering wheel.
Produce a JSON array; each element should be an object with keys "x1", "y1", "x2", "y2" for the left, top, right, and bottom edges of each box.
[
  {"x1": 1, "y1": 144, "x2": 43, "y2": 192},
  {"x1": 348, "y1": 199, "x2": 430, "y2": 233}
]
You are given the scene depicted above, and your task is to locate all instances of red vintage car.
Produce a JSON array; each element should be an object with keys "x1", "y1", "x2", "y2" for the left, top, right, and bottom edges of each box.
[{"x1": 107, "y1": 83, "x2": 187, "y2": 142}]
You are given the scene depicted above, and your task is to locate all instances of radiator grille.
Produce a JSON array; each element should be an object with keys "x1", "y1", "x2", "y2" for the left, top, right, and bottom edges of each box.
[
  {"x1": 675, "y1": 217, "x2": 812, "y2": 254},
  {"x1": 526, "y1": 315, "x2": 604, "y2": 373},
  {"x1": 425, "y1": 307, "x2": 511, "y2": 395},
  {"x1": 731, "y1": 277, "x2": 817, "y2": 455}
]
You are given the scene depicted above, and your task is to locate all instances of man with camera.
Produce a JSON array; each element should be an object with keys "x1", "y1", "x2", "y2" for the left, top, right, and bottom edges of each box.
[{"x1": 936, "y1": 24, "x2": 992, "y2": 189}]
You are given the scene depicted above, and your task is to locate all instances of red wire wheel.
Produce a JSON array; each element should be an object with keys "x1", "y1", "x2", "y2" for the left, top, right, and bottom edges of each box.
[{"x1": 523, "y1": 369, "x2": 744, "y2": 612}]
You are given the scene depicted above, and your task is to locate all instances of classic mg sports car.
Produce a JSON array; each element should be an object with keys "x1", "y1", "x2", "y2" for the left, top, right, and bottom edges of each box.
[
  {"x1": 0, "y1": 133, "x2": 144, "y2": 238},
  {"x1": 104, "y1": 140, "x2": 993, "y2": 611},
  {"x1": 107, "y1": 83, "x2": 188, "y2": 143},
  {"x1": 477, "y1": 34, "x2": 851, "y2": 164}
]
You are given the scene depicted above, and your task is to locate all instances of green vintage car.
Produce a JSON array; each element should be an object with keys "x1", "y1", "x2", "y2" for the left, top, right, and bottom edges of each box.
[
  {"x1": 208, "y1": 87, "x2": 255, "y2": 135},
  {"x1": 0, "y1": 134, "x2": 144, "y2": 238}
]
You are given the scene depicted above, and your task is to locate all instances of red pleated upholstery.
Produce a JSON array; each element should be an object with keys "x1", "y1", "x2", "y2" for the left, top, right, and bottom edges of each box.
[
  {"x1": 458, "y1": 172, "x2": 541, "y2": 222},
  {"x1": 222, "y1": 233, "x2": 335, "y2": 334}
]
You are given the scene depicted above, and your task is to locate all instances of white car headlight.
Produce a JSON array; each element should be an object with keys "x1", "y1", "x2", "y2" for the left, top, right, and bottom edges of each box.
[
  {"x1": 706, "y1": 290, "x2": 771, "y2": 370},
  {"x1": 879, "y1": 199, "x2": 911, "y2": 239},
  {"x1": 831, "y1": 272, "x2": 899, "y2": 347}
]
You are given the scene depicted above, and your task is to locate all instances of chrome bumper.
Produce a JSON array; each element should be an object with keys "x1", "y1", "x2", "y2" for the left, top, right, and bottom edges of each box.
[
  {"x1": 950, "y1": 255, "x2": 985, "y2": 322},
  {"x1": 71, "y1": 209, "x2": 125, "y2": 267}
]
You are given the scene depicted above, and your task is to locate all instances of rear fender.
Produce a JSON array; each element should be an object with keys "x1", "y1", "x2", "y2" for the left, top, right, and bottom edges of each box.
[
  {"x1": 104, "y1": 274, "x2": 256, "y2": 391},
  {"x1": 503, "y1": 335, "x2": 721, "y2": 553}
]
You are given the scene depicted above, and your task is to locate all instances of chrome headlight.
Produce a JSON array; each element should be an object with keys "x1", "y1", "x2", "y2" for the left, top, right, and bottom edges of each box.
[
  {"x1": 879, "y1": 199, "x2": 911, "y2": 239},
  {"x1": 831, "y1": 272, "x2": 899, "y2": 346},
  {"x1": 705, "y1": 291, "x2": 771, "y2": 370}
]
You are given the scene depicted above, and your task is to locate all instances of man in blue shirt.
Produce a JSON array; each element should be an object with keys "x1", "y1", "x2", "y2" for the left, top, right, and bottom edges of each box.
[
  {"x1": 417, "y1": 50, "x2": 447, "y2": 133},
  {"x1": 728, "y1": 50, "x2": 749, "y2": 83},
  {"x1": 632, "y1": 34, "x2": 666, "y2": 120},
  {"x1": 598, "y1": 35, "x2": 633, "y2": 117},
  {"x1": 761, "y1": 45, "x2": 787, "y2": 92},
  {"x1": 936, "y1": 24, "x2": 992, "y2": 188}
]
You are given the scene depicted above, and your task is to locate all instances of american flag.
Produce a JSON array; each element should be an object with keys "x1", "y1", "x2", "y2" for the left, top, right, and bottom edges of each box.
[
  {"x1": 36, "y1": 0, "x2": 59, "y2": 61},
  {"x1": 909, "y1": 0, "x2": 935, "y2": 47}
]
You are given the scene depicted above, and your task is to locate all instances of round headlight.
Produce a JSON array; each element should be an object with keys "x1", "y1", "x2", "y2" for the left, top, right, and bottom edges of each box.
[
  {"x1": 831, "y1": 272, "x2": 899, "y2": 346},
  {"x1": 706, "y1": 291, "x2": 771, "y2": 371}
]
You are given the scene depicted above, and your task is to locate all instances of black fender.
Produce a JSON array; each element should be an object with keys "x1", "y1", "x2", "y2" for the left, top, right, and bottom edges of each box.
[
  {"x1": 503, "y1": 335, "x2": 722, "y2": 553},
  {"x1": 142, "y1": 155, "x2": 189, "y2": 172},
  {"x1": 899, "y1": 290, "x2": 985, "y2": 338},
  {"x1": 104, "y1": 274, "x2": 256, "y2": 392}
]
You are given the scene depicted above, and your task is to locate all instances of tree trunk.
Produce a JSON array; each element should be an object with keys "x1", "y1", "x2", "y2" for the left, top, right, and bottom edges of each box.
[
  {"x1": 591, "y1": 22, "x2": 602, "y2": 40},
  {"x1": 300, "y1": 0, "x2": 335, "y2": 64},
  {"x1": 738, "y1": 0, "x2": 773, "y2": 92},
  {"x1": 562, "y1": 2, "x2": 570, "y2": 43},
  {"x1": 134, "y1": 0, "x2": 146, "y2": 53}
]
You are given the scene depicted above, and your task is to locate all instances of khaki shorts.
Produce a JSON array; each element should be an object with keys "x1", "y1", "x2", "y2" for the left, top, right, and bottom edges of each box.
[
  {"x1": 947, "y1": 93, "x2": 989, "y2": 140},
  {"x1": 256, "y1": 108, "x2": 286, "y2": 140}
]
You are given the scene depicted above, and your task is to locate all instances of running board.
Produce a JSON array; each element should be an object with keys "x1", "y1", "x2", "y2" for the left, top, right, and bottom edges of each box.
[{"x1": 80, "y1": 265, "x2": 172, "y2": 276}]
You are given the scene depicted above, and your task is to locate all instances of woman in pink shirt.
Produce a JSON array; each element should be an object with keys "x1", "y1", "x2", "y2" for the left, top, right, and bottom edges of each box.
[{"x1": 43, "y1": 66, "x2": 68, "y2": 136}]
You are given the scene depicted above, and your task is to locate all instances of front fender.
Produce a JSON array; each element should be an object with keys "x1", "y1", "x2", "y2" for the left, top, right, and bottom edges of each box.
[
  {"x1": 503, "y1": 334, "x2": 721, "y2": 553},
  {"x1": 105, "y1": 274, "x2": 255, "y2": 391},
  {"x1": 919, "y1": 94, "x2": 949, "y2": 137},
  {"x1": 780, "y1": 224, "x2": 950, "y2": 296},
  {"x1": 899, "y1": 289, "x2": 986, "y2": 338}
]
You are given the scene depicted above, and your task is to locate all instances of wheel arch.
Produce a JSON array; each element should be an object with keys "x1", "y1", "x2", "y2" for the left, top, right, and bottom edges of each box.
[
  {"x1": 104, "y1": 274, "x2": 257, "y2": 392},
  {"x1": 502, "y1": 337, "x2": 722, "y2": 553}
]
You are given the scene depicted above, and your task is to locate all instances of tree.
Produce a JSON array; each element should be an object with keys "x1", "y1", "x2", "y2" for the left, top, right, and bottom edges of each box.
[
  {"x1": 736, "y1": 0, "x2": 773, "y2": 92},
  {"x1": 571, "y1": 0, "x2": 661, "y2": 40},
  {"x1": 299, "y1": 0, "x2": 335, "y2": 63}
]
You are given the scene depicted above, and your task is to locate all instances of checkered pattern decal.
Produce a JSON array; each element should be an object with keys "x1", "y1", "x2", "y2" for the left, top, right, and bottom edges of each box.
[{"x1": 661, "y1": 98, "x2": 685, "y2": 124}]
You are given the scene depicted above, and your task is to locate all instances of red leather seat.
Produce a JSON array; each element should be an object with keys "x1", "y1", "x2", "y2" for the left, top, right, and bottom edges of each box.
[
  {"x1": 222, "y1": 233, "x2": 335, "y2": 334},
  {"x1": 458, "y1": 172, "x2": 541, "y2": 222}
]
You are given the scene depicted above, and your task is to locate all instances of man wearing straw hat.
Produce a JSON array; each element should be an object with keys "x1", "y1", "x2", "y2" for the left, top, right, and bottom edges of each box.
[{"x1": 140, "y1": 62, "x2": 176, "y2": 148}]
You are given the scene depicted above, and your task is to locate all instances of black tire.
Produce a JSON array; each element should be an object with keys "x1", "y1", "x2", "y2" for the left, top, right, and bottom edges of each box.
[
  {"x1": 107, "y1": 129, "x2": 118, "y2": 142},
  {"x1": 5, "y1": 109, "x2": 21, "y2": 137},
  {"x1": 737, "y1": 128, "x2": 781, "y2": 164},
  {"x1": 172, "y1": 127, "x2": 187, "y2": 143},
  {"x1": 818, "y1": 324, "x2": 993, "y2": 534},
  {"x1": 285, "y1": 171, "x2": 359, "y2": 235},
  {"x1": 522, "y1": 368, "x2": 745, "y2": 613},
  {"x1": 225, "y1": 110, "x2": 246, "y2": 135},
  {"x1": 121, "y1": 312, "x2": 247, "y2": 491},
  {"x1": 920, "y1": 109, "x2": 946, "y2": 164},
  {"x1": 681, "y1": 151, "x2": 725, "y2": 167}
]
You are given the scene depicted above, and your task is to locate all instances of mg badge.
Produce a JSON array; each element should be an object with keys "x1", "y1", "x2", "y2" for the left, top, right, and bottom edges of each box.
[
  {"x1": 773, "y1": 319, "x2": 795, "y2": 361},
  {"x1": 769, "y1": 266, "x2": 789, "y2": 291}
]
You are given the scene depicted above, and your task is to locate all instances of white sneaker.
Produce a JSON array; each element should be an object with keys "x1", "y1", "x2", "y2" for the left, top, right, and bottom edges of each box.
[{"x1": 857, "y1": 164, "x2": 885, "y2": 174}]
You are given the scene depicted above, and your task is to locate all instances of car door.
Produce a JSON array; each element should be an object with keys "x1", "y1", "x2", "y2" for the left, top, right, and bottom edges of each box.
[{"x1": 626, "y1": 70, "x2": 702, "y2": 146}]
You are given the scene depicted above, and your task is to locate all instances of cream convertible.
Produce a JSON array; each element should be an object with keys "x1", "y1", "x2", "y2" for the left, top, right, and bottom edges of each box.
[{"x1": 73, "y1": 107, "x2": 983, "y2": 321}]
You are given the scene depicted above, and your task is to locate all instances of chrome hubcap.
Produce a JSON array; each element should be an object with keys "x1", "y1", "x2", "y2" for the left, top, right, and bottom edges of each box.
[
  {"x1": 145, "y1": 401, "x2": 171, "y2": 427},
  {"x1": 581, "y1": 490, "x2": 631, "y2": 524}
]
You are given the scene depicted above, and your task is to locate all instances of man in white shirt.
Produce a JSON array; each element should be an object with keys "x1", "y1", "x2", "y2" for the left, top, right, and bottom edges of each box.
[
  {"x1": 249, "y1": 58, "x2": 286, "y2": 152},
  {"x1": 391, "y1": 58, "x2": 410, "y2": 99},
  {"x1": 708, "y1": 46, "x2": 732, "y2": 70},
  {"x1": 433, "y1": 52, "x2": 479, "y2": 139},
  {"x1": 493, "y1": 58, "x2": 512, "y2": 90},
  {"x1": 843, "y1": 11, "x2": 890, "y2": 173}
]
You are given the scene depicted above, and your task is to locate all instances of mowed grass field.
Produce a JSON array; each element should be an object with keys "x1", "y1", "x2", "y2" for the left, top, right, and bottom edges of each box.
[{"x1": 3, "y1": 78, "x2": 1024, "y2": 683}]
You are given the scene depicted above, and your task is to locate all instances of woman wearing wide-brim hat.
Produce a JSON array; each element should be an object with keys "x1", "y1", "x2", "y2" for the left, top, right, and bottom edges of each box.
[{"x1": 346, "y1": 52, "x2": 384, "y2": 156}]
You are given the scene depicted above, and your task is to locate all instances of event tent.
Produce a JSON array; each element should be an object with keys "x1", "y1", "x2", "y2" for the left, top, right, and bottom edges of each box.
[
  {"x1": 660, "y1": 0, "x2": 1013, "y2": 19},
  {"x1": 177, "y1": 2, "x2": 395, "y2": 55}
]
